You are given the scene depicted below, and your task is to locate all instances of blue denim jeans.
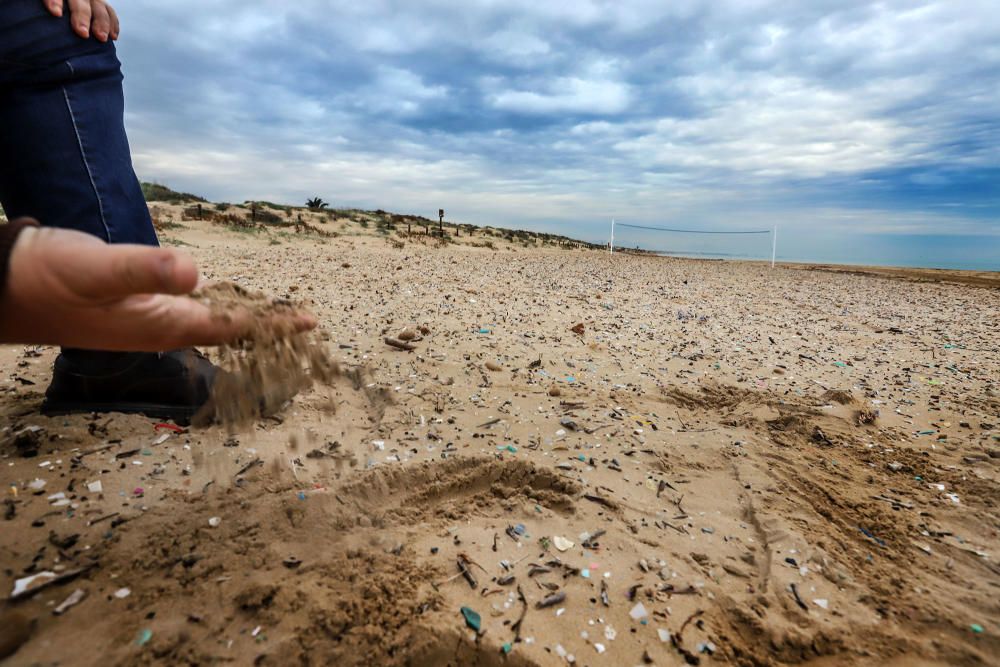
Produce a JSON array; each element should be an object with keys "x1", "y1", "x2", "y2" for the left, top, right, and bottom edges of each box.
[{"x1": 0, "y1": 0, "x2": 157, "y2": 245}]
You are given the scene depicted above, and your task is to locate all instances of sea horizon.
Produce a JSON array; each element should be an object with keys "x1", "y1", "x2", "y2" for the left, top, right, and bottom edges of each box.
[{"x1": 649, "y1": 249, "x2": 998, "y2": 273}]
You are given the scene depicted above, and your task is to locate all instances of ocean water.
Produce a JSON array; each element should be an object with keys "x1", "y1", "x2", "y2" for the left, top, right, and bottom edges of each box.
[
  {"x1": 630, "y1": 232, "x2": 1000, "y2": 272},
  {"x1": 654, "y1": 250, "x2": 999, "y2": 272}
]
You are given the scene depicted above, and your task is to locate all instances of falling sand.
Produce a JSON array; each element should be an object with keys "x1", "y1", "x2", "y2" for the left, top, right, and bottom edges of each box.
[{"x1": 188, "y1": 282, "x2": 343, "y2": 430}]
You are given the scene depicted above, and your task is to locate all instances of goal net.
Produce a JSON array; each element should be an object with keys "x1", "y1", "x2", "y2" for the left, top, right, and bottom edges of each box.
[{"x1": 611, "y1": 221, "x2": 776, "y2": 266}]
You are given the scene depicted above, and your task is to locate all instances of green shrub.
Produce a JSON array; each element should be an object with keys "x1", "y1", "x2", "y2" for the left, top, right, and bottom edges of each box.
[{"x1": 141, "y1": 182, "x2": 206, "y2": 203}]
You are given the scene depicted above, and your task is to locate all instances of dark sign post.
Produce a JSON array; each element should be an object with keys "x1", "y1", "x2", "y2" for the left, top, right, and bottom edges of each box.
[{"x1": 438, "y1": 208, "x2": 444, "y2": 237}]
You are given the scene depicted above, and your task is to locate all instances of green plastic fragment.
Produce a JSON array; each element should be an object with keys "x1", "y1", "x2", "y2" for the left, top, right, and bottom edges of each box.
[
  {"x1": 497, "y1": 445, "x2": 517, "y2": 453},
  {"x1": 833, "y1": 361, "x2": 847, "y2": 368},
  {"x1": 971, "y1": 623, "x2": 984, "y2": 634},
  {"x1": 502, "y1": 642, "x2": 513, "y2": 654},
  {"x1": 461, "y1": 606, "x2": 481, "y2": 632},
  {"x1": 136, "y1": 629, "x2": 153, "y2": 646}
]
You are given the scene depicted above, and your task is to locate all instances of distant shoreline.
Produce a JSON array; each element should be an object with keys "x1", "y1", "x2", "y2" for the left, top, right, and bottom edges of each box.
[
  {"x1": 636, "y1": 250, "x2": 1000, "y2": 289},
  {"x1": 650, "y1": 249, "x2": 998, "y2": 274}
]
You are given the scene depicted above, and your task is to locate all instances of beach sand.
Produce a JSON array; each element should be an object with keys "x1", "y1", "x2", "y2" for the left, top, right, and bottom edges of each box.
[{"x1": 1, "y1": 205, "x2": 998, "y2": 666}]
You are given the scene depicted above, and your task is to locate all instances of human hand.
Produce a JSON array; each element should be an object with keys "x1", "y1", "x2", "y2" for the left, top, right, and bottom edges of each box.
[
  {"x1": 0, "y1": 223, "x2": 318, "y2": 351},
  {"x1": 42, "y1": 0, "x2": 120, "y2": 42}
]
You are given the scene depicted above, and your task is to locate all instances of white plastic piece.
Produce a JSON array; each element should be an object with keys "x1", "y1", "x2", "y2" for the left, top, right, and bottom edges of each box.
[{"x1": 629, "y1": 602, "x2": 648, "y2": 620}]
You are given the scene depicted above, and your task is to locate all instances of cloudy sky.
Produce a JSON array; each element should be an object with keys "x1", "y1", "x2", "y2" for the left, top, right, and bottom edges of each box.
[{"x1": 117, "y1": 0, "x2": 1000, "y2": 268}]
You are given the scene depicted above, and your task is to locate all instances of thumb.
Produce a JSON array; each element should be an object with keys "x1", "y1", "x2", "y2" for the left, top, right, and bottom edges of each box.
[{"x1": 73, "y1": 245, "x2": 200, "y2": 300}]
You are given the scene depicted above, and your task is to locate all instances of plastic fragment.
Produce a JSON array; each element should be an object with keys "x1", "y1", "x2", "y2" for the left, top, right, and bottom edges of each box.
[
  {"x1": 12, "y1": 571, "x2": 56, "y2": 597},
  {"x1": 53, "y1": 588, "x2": 86, "y2": 615},
  {"x1": 154, "y1": 423, "x2": 185, "y2": 433},
  {"x1": 460, "y1": 606, "x2": 481, "y2": 632},
  {"x1": 629, "y1": 602, "x2": 648, "y2": 620},
  {"x1": 136, "y1": 629, "x2": 153, "y2": 646},
  {"x1": 553, "y1": 536, "x2": 574, "y2": 552}
]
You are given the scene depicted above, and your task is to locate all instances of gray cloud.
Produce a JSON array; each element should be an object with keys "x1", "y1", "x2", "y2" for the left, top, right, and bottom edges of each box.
[{"x1": 116, "y1": 0, "x2": 1000, "y2": 248}]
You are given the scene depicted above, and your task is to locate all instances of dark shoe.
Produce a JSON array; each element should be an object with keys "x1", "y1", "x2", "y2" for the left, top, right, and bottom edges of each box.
[{"x1": 41, "y1": 348, "x2": 219, "y2": 425}]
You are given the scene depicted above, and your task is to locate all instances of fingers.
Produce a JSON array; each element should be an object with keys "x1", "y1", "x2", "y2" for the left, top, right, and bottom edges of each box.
[
  {"x1": 67, "y1": 0, "x2": 91, "y2": 38},
  {"x1": 61, "y1": 0, "x2": 118, "y2": 42},
  {"x1": 150, "y1": 298, "x2": 318, "y2": 350},
  {"x1": 107, "y1": 3, "x2": 119, "y2": 39},
  {"x1": 90, "y1": 0, "x2": 112, "y2": 42},
  {"x1": 68, "y1": 244, "x2": 200, "y2": 301}
]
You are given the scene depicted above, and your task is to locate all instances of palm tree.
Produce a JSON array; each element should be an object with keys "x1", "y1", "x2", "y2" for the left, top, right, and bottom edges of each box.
[{"x1": 306, "y1": 197, "x2": 328, "y2": 210}]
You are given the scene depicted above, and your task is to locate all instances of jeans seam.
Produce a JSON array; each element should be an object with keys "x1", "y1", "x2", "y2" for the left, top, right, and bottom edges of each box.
[{"x1": 61, "y1": 76, "x2": 112, "y2": 242}]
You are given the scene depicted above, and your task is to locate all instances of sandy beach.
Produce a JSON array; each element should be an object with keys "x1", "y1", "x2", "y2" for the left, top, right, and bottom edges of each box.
[{"x1": 1, "y1": 204, "x2": 998, "y2": 666}]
